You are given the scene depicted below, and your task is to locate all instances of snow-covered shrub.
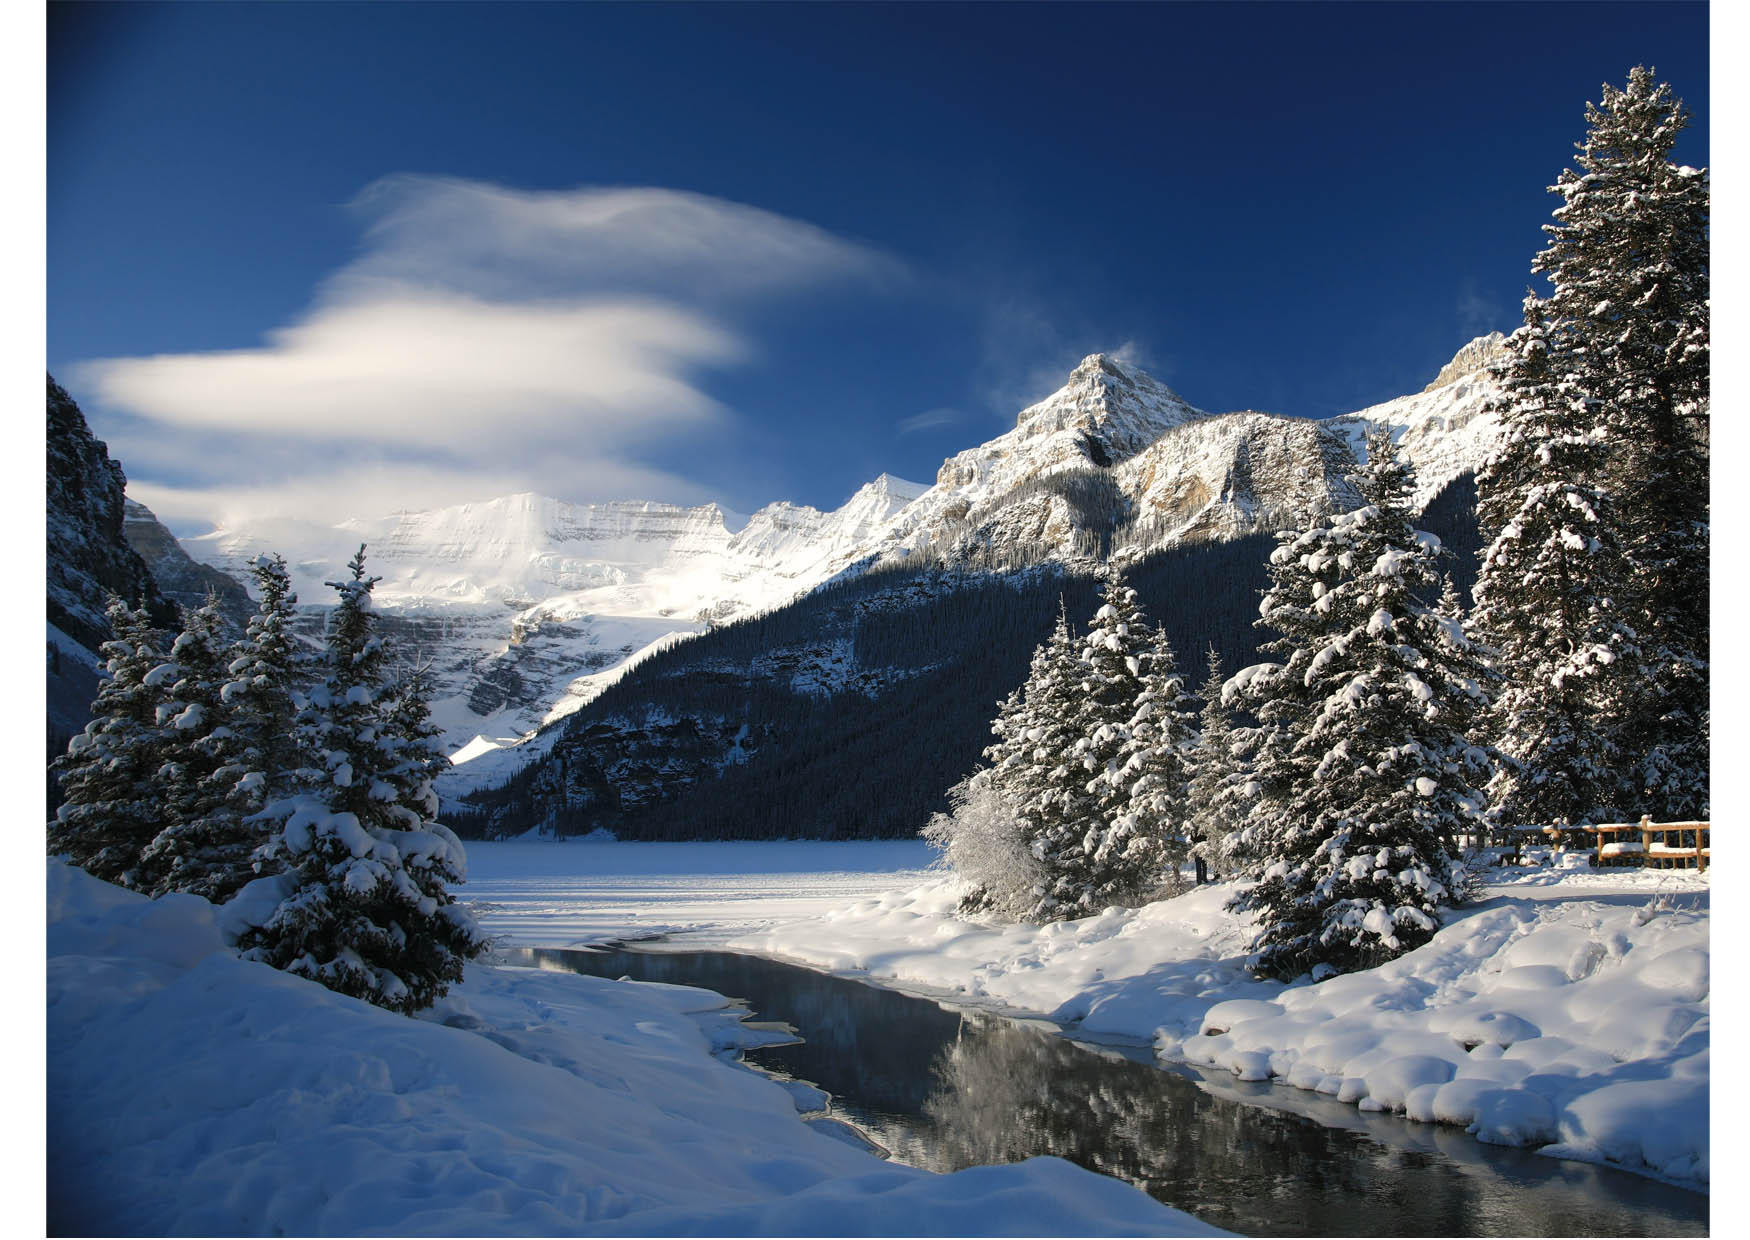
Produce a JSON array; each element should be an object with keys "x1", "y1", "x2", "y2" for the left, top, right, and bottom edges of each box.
[{"x1": 923, "y1": 773, "x2": 1042, "y2": 920}]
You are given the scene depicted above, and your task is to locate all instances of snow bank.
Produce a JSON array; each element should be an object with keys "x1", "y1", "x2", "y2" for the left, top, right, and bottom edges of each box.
[
  {"x1": 733, "y1": 866, "x2": 1708, "y2": 1188},
  {"x1": 47, "y1": 861, "x2": 1221, "y2": 1236}
]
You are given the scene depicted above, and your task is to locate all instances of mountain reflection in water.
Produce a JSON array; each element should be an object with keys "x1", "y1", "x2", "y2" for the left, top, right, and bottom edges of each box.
[{"x1": 516, "y1": 946, "x2": 1706, "y2": 1238}]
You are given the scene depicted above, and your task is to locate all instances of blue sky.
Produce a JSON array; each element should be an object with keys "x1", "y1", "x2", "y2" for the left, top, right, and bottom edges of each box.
[{"x1": 49, "y1": 1, "x2": 1708, "y2": 532}]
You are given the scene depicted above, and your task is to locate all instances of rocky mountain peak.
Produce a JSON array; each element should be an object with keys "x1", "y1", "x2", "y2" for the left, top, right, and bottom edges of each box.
[
  {"x1": 1424, "y1": 332, "x2": 1509, "y2": 392},
  {"x1": 1011, "y1": 351, "x2": 1203, "y2": 464}
]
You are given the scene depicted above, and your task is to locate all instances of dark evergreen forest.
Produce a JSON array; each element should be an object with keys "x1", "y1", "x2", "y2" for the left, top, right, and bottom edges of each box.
[{"x1": 450, "y1": 476, "x2": 1479, "y2": 841}]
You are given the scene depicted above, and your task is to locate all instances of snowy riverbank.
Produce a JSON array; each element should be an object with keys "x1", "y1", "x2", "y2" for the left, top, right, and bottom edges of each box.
[
  {"x1": 48, "y1": 859, "x2": 1220, "y2": 1236},
  {"x1": 730, "y1": 863, "x2": 1709, "y2": 1189}
]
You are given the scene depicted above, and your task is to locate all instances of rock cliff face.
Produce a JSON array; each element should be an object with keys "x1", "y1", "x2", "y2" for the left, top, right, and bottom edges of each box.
[
  {"x1": 122, "y1": 500, "x2": 253, "y2": 631},
  {"x1": 854, "y1": 335, "x2": 1504, "y2": 570},
  {"x1": 47, "y1": 376, "x2": 172, "y2": 652},
  {"x1": 1423, "y1": 331, "x2": 1508, "y2": 392},
  {"x1": 47, "y1": 376, "x2": 181, "y2": 758}
]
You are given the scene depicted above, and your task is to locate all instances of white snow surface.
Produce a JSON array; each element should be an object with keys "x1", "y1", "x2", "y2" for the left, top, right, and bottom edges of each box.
[
  {"x1": 48, "y1": 859, "x2": 1222, "y2": 1236},
  {"x1": 731, "y1": 862, "x2": 1709, "y2": 1189},
  {"x1": 465, "y1": 839, "x2": 938, "y2": 946},
  {"x1": 184, "y1": 477, "x2": 928, "y2": 760}
]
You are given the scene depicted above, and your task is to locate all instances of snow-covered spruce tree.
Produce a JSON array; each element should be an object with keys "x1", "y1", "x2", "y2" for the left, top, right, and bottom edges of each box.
[
  {"x1": 1186, "y1": 647, "x2": 1249, "y2": 877},
  {"x1": 1103, "y1": 622, "x2": 1199, "y2": 891},
  {"x1": 1223, "y1": 514, "x2": 1343, "y2": 880},
  {"x1": 379, "y1": 660, "x2": 451, "y2": 815},
  {"x1": 1473, "y1": 302, "x2": 1641, "y2": 827},
  {"x1": 1430, "y1": 574, "x2": 1503, "y2": 851},
  {"x1": 137, "y1": 594, "x2": 256, "y2": 899},
  {"x1": 1022, "y1": 566, "x2": 1168, "y2": 920},
  {"x1": 1532, "y1": 67, "x2": 1709, "y2": 817},
  {"x1": 931, "y1": 607, "x2": 1080, "y2": 918},
  {"x1": 219, "y1": 554, "x2": 309, "y2": 811},
  {"x1": 236, "y1": 547, "x2": 485, "y2": 1013},
  {"x1": 48, "y1": 596, "x2": 172, "y2": 887},
  {"x1": 1231, "y1": 432, "x2": 1482, "y2": 980}
]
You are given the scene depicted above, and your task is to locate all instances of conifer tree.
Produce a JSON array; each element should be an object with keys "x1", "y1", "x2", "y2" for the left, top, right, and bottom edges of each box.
[
  {"x1": 1186, "y1": 648, "x2": 1247, "y2": 876},
  {"x1": 1022, "y1": 566, "x2": 1165, "y2": 919},
  {"x1": 929, "y1": 605, "x2": 1083, "y2": 919},
  {"x1": 220, "y1": 554, "x2": 309, "y2": 809},
  {"x1": 1231, "y1": 433, "x2": 1475, "y2": 979},
  {"x1": 1226, "y1": 513, "x2": 1343, "y2": 878},
  {"x1": 48, "y1": 597, "x2": 172, "y2": 887},
  {"x1": 138, "y1": 594, "x2": 256, "y2": 899},
  {"x1": 1429, "y1": 574, "x2": 1503, "y2": 851},
  {"x1": 236, "y1": 547, "x2": 485, "y2": 1013},
  {"x1": 1532, "y1": 67, "x2": 1709, "y2": 816},
  {"x1": 1474, "y1": 303, "x2": 1641, "y2": 827},
  {"x1": 1104, "y1": 623, "x2": 1198, "y2": 887}
]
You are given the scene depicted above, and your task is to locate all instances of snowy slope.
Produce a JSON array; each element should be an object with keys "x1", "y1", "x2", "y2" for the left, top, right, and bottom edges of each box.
[
  {"x1": 182, "y1": 476, "x2": 928, "y2": 760},
  {"x1": 1323, "y1": 332, "x2": 1508, "y2": 511},
  {"x1": 47, "y1": 860, "x2": 1222, "y2": 1236}
]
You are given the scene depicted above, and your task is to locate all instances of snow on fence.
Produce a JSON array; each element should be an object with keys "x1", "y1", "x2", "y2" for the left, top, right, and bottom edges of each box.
[
  {"x1": 1493, "y1": 816, "x2": 1711, "y2": 870},
  {"x1": 1592, "y1": 816, "x2": 1711, "y2": 871}
]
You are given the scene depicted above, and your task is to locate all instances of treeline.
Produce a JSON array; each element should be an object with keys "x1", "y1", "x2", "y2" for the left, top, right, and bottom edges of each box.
[{"x1": 451, "y1": 529, "x2": 1316, "y2": 840}]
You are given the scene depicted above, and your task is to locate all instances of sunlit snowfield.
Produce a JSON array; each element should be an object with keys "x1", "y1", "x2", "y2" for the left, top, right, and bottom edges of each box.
[{"x1": 463, "y1": 838, "x2": 937, "y2": 946}]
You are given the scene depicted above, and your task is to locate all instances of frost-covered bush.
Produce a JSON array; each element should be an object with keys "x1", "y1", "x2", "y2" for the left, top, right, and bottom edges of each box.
[{"x1": 924, "y1": 773, "x2": 1042, "y2": 920}]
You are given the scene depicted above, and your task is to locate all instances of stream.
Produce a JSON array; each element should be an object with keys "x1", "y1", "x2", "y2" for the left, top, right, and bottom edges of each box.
[{"x1": 512, "y1": 945, "x2": 1707, "y2": 1237}]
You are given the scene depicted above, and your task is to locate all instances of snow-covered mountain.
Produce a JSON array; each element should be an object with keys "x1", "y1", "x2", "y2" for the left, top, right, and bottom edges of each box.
[
  {"x1": 170, "y1": 333, "x2": 1506, "y2": 771},
  {"x1": 854, "y1": 334, "x2": 1504, "y2": 567},
  {"x1": 183, "y1": 476, "x2": 930, "y2": 761}
]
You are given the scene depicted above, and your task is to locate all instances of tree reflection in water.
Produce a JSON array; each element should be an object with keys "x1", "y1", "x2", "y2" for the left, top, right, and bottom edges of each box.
[{"x1": 519, "y1": 947, "x2": 1705, "y2": 1238}]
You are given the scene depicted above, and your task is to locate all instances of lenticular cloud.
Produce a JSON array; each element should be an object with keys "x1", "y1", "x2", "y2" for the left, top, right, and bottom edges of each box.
[{"x1": 72, "y1": 177, "x2": 903, "y2": 526}]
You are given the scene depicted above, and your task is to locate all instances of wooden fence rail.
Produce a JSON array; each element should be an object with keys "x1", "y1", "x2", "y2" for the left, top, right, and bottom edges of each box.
[
  {"x1": 1591, "y1": 816, "x2": 1710, "y2": 871},
  {"x1": 1489, "y1": 817, "x2": 1711, "y2": 870}
]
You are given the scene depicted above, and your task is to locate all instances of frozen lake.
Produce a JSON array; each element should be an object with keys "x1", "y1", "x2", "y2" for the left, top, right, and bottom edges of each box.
[{"x1": 461, "y1": 838, "x2": 937, "y2": 947}]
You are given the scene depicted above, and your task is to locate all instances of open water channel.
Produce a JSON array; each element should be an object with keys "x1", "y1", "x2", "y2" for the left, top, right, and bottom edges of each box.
[{"x1": 513, "y1": 945, "x2": 1707, "y2": 1237}]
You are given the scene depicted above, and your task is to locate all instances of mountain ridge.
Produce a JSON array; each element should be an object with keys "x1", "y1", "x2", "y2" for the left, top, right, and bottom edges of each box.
[{"x1": 169, "y1": 334, "x2": 1508, "y2": 766}]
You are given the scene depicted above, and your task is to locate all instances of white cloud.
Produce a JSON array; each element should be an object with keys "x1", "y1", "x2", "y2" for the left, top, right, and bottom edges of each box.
[
  {"x1": 73, "y1": 177, "x2": 903, "y2": 527},
  {"x1": 1456, "y1": 279, "x2": 1503, "y2": 338},
  {"x1": 897, "y1": 407, "x2": 960, "y2": 435},
  {"x1": 126, "y1": 454, "x2": 711, "y2": 535},
  {"x1": 81, "y1": 293, "x2": 737, "y2": 448},
  {"x1": 340, "y1": 176, "x2": 903, "y2": 305}
]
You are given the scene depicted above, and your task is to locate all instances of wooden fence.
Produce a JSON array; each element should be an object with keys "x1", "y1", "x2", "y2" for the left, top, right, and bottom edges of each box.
[
  {"x1": 1591, "y1": 816, "x2": 1711, "y2": 871},
  {"x1": 1494, "y1": 817, "x2": 1711, "y2": 870}
]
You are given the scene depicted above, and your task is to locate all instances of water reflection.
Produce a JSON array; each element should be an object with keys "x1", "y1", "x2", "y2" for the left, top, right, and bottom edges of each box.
[{"x1": 516, "y1": 947, "x2": 1706, "y2": 1238}]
